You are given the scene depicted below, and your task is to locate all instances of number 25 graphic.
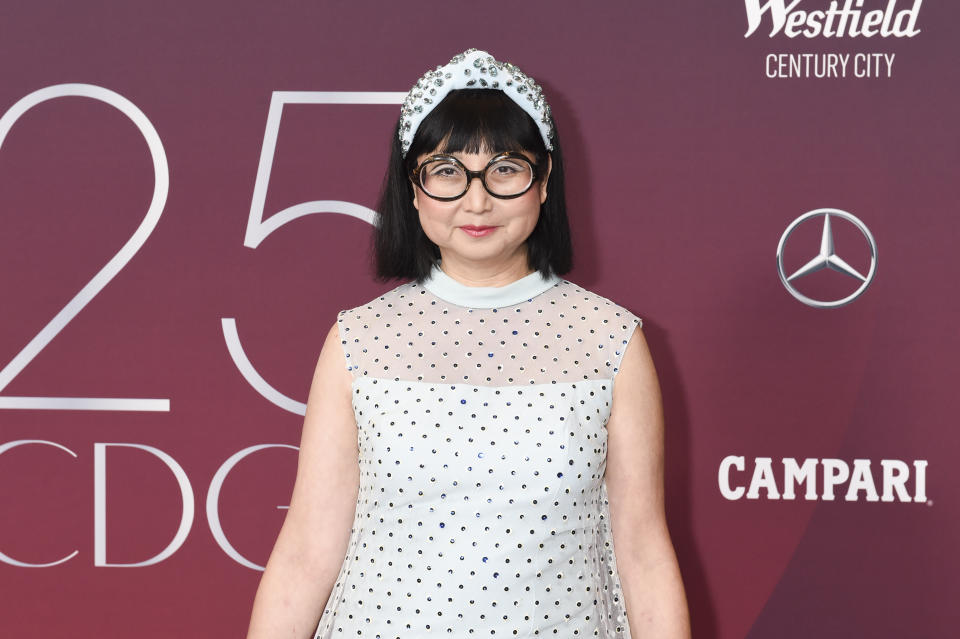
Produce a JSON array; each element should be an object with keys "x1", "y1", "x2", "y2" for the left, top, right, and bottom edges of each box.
[{"x1": 0, "y1": 87, "x2": 404, "y2": 415}]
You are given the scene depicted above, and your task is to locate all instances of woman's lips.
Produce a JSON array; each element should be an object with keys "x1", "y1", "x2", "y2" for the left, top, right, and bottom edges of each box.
[{"x1": 460, "y1": 225, "x2": 497, "y2": 237}]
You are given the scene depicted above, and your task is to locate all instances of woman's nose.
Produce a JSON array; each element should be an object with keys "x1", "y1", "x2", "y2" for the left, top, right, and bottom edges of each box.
[{"x1": 462, "y1": 175, "x2": 492, "y2": 212}]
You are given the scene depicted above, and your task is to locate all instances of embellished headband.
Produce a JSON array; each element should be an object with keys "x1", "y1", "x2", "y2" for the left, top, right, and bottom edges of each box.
[{"x1": 398, "y1": 48, "x2": 555, "y2": 158}]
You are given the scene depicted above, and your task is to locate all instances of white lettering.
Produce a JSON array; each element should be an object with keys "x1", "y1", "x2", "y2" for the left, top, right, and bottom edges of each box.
[
  {"x1": 845, "y1": 459, "x2": 880, "y2": 501},
  {"x1": 745, "y1": 0, "x2": 804, "y2": 37},
  {"x1": 821, "y1": 458, "x2": 850, "y2": 500},
  {"x1": 913, "y1": 459, "x2": 928, "y2": 503},
  {"x1": 784, "y1": 8, "x2": 809, "y2": 36},
  {"x1": 766, "y1": 53, "x2": 779, "y2": 78},
  {"x1": 747, "y1": 457, "x2": 781, "y2": 499},
  {"x1": 94, "y1": 443, "x2": 194, "y2": 567},
  {"x1": 0, "y1": 440, "x2": 79, "y2": 567},
  {"x1": 782, "y1": 457, "x2": 818, "y2": 500},
  {"x1": 892, "y1": 0, "x2": 922, "y2": 35},
  {"x1": 0, "y1": 441, "x2": 298, "y2": 570},
  {"x1": 719, "y1": 455, "x2": 746, "y2": 499},
  {"x1": 860, "y1": 7, "x2": 885, "y2": 36},
  {"x1": 803, "y1": 10, "x2": 826, "y2": 36},
  {"x1": 718, "y1": 456, "x2": 928, "y2": 503},
  {"x1": 206, "y1": 444, "x2": 298, "y2": 571},
  {"x1": 853, "y1": 52, "x2": 896, "y2": 77},
  {"x1": 745, "y1": 0, "x2": 923, "y2": 38},
  {"x1": 765, "y1": 53, "x2": 854, "y2": 78},
  {"x1": 881, "y1": 459, "x2": 909, "y2": 501}
]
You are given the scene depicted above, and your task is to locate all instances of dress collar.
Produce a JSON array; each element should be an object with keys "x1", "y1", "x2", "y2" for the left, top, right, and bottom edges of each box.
[{"x1": 421, "y1": 263, "x2": 560, "y2": 309}]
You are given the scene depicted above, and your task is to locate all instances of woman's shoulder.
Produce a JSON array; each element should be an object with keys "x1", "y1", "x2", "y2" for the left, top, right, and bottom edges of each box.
[
  {"x1": 547, "y1": 277, "x2": 644, "y2": 379},
  {"x1": 553, "y1": 277, "x2": 644, "y2": 330},
  {"x1": 337, "y1": 279, "x2": 420, "y2": 325}
]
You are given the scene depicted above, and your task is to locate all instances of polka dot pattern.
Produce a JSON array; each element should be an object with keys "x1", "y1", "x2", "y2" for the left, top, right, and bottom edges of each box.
[{"x1": 315, "y1": 278, "x2": 641, "y2": 638}]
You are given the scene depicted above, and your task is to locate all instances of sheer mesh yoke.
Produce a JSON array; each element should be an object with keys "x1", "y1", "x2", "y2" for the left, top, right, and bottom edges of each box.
[
  {"x1": 338, "y1": 279, "x2": 641, "y2": 386},
  {"x1": 315, "y1": 276, "x2": 642, "y2": 639}
]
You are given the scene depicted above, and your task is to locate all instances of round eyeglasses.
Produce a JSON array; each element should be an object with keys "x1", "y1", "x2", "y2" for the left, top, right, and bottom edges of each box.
[{"x1": 411, "y1": 152, "x2": 539, "y2": 201}]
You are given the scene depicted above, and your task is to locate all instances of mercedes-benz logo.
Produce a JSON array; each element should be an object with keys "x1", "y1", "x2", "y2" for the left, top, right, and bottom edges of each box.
[{"x1": 776, "y1": 208, "x2": 878, "y2": 308}]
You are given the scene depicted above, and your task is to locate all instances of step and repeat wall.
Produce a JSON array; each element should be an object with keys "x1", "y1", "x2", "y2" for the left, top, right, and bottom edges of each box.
[{"x1": 1, "y1": 1, "x2": 956, "y2": 637}]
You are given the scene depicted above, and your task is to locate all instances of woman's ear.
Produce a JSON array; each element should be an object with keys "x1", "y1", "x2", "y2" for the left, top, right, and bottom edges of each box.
[
  {"x1": 412, "y1": 181, "x2": 420, "y2": 211},
  {"x1": 539, "y1": 153, "x2": 553, "y2": 204}
]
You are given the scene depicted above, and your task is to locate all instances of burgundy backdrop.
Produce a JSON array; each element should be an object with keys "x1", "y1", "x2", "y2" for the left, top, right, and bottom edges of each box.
[{"x1": 1, "y1": 1, "x2": 957, "y2": 637}]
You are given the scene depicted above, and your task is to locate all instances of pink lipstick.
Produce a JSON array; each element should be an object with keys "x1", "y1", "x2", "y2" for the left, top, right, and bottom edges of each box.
[{"x1": 461, "y1": 225, "x2": 497, "y2": 237}]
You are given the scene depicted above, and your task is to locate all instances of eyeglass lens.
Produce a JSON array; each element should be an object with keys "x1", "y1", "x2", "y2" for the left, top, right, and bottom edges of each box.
[{"x1": 419, "y1": 157, "x2": 534, "y2": 198}]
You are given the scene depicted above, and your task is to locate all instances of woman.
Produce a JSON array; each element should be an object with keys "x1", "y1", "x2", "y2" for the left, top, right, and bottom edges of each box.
[{"x1": 247, "y1": 48, "x2": 690, "y2": 639}]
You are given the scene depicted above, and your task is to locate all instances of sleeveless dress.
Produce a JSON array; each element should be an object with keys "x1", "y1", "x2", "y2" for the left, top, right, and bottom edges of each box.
[{"x1": 314, "y1": 264, "x2": 642, "y2": 638}]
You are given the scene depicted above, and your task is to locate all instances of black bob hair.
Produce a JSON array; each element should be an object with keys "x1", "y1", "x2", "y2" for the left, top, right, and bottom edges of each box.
[{"x1": 372, "y1": 89, "x2": 572, "y2": 283}]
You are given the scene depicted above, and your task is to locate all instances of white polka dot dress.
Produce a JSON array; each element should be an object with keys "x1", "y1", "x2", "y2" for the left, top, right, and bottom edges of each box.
[{"x1": 314, "y1": 264, "x2": 642, "y2": 638}]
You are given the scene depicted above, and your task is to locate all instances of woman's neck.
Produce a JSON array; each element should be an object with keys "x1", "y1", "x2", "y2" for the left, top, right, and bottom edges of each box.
[{"x1": 436, "y1": 249, "x2": 534, "y2": 287}]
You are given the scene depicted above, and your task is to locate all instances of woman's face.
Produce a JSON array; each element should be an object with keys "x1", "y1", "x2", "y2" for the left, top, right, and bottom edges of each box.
[{"x1": 412, "y1": 147, "x2": 552, "y2": 272}]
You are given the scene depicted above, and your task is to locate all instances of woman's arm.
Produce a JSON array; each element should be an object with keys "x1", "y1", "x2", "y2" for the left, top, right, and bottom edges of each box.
[
  {"x1": 246, "y1": 321, "x2": 360, "y2": 639},
  {"x1": 605, "y1": 325, "x2": 691, "y2": 638}
]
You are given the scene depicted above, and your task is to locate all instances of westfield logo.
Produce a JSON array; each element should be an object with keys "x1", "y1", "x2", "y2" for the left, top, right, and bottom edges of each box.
[{"x1": 744, "y1": 0, "x2": 923, "y2": 37}]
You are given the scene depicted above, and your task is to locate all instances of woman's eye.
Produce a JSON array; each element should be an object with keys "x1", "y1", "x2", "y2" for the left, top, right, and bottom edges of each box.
[
  {"x1": 429, "y1": 165, "x2": 461, "y2": 178},
  {"x1": 490, "y1": 162, "x2": 525, "y2": 175}
]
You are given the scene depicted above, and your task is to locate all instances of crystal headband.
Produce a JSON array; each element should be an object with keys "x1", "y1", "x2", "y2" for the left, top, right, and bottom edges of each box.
[{"x1": 399, "y1": 48, "x2": 555, "y2": 158}]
